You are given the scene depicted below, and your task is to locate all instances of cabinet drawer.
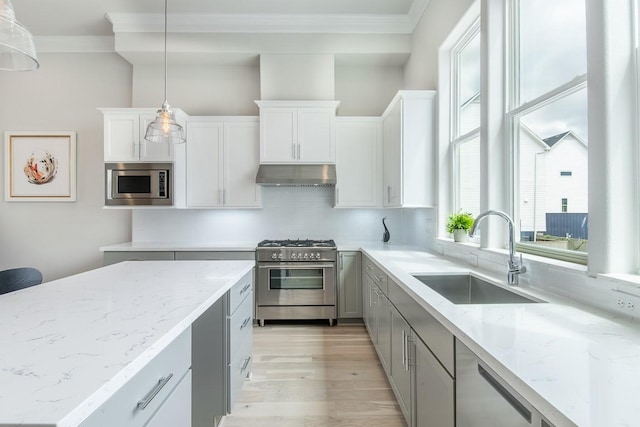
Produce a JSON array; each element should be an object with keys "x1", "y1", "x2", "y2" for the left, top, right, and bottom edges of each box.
[
  {"x1": 229, "y1": 293, "x2": 253, "y2": 361},
  {"x1": 388, "y1": 278, "x2": 454, "y2": 377},
  {"x1": 81, "y1": 328, "x2": 191, "y2": 427},
  {"x1": 143, "y1": 370, "x2": 192, "y2": 427},
  {"x1": 229, "y1": 270, "x2": 253, "y2": 314},
  {"x1": 228, "y1": 331, "x2": 253, "y2": 413},
  {"x1": 363, "y1": 256, "x2": 388, "y2": 295}
]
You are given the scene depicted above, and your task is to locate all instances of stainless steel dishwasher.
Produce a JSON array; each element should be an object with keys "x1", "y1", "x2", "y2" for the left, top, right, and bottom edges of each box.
[{"x1": 456, "y1": 340, "x2": 555, "y2": 427}]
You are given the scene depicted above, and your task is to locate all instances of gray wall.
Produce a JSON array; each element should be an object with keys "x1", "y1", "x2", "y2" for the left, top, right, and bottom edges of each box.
[
  {"x1": 0, "y1": 53, "x2": 133, "y2": 281},
  {"x1": 404, "y1": 0, "x2": 476, "y2": 89}
]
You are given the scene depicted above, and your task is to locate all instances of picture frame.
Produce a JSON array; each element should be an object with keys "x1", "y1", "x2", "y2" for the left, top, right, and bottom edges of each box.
[{"x1": 4, "y1": 131, "x2": 77, "y2": 202}]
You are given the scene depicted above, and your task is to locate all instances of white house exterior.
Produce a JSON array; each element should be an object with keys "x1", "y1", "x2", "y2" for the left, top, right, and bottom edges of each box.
[{"x1": 518, "y1": 126, "x2": 588, "y2": 239}]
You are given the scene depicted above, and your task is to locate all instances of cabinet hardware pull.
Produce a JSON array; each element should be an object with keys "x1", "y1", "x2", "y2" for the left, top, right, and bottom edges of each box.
[
  {"x1": 240, "y1": 316, "x2": 251, "y2": 330},
  {"x1": 240, "y1": 283, "x2": 251, "y2": 295},
  {"x1": 387, "y1": 186, "x2": 391, "y2": 204},
  {"x1": 340, "y1": 254, "x2": 343, "y2": 270},
  {"x1": 336, "y1": 188, "x2": 339, "y2": 204},
  {"x1": 297, "y1": 143, "x2": 301, "y2": 160},
  {"x1": 366, "y1": 264, "x2": 373, "y2": 271},
  {"x1": 375, "y1": 275, "x2": 385, "y2": 283},
  {"x1": 401, "y1": 329, "x2": 406, "y2": 368},
  {"x1": 478, "y1": 364, "x2": 532, "y2": 422},
  {"x1": 241, "y1": 356, "x2": 251, "y2": 372},
  {"x1": 292, "y1": 143, "x2": 296, "y2": 159},
  {"x1": 137, "y1": 373, "x2": 173, "y2": 410},
  {"x1": 405, "y1": 333, "x2": 411, "y2": 371}
]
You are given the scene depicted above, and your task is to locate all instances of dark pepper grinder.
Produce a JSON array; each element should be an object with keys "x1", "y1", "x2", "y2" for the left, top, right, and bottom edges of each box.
[{"x1": 382, "y1": 217, "x2": 390, "y2": 243}]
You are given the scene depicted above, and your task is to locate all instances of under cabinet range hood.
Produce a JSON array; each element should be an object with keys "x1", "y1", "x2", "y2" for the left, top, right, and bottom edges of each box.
[{"x1": 255, "y1": 164, "x2": 336, "y2": 186}]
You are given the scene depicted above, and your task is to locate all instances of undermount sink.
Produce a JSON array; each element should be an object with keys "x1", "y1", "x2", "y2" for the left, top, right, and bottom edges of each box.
[{"x1": 412, "y1": 274, "x2": 541, "y2": 305}]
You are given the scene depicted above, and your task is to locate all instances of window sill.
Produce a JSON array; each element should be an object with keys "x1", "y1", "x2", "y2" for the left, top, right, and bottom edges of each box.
[{"x1": 434, "y1": 237, "x2": 588, "y2": 274}]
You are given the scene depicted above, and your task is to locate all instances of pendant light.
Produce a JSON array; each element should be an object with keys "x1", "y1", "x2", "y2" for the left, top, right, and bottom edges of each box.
[
  {"x1": 0, "y1": 0, "x2": 39, "y2": 71},
  {"x1": 145, "y1": 0, "x2": 186, "y2": 144}
]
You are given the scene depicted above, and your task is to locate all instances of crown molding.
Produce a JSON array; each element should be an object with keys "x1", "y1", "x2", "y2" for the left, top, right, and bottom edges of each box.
[
  {"x1": 407, "y1": 0, "x2": 432, "y2": 28},
  {"x1": 106, "y1": 12, "x2": 416, "y2": 34},
  {"x1": 34, "y1": 36, "x2": 114, "y2": 53}
]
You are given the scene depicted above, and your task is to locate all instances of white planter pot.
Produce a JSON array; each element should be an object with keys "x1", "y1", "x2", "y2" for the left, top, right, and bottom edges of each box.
[{"x1": 453, "y1": 229, "x2": 468, "y2": 243}]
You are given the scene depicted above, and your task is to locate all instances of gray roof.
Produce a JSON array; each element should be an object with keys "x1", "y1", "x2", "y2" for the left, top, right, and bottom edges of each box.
[{"x1": 543, "y1": 131, "x2": 572, "y2": 147}]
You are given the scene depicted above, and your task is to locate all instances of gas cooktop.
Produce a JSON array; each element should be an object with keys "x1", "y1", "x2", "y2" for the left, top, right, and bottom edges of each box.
[{"x1": 257, "y1": 239, "x2": 336, "y2": 248}]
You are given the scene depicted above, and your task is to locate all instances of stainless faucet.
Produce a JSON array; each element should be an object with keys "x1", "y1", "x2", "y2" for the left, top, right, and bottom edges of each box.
[{"x1": 469, "y1": 210, "x2": 527, "y2": 285}]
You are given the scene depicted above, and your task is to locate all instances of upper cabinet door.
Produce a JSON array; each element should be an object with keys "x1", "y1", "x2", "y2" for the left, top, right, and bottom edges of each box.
[
  {"x1": 186, "y1": 120, "x2": 224, "y2": 207},
  {"x1": 335, "y1": 118, "x2": 382, "y2": 208},
  {"x1": 101, "y1": 108, "x2": 185, "y2": 163},
  {"x1": 104, "y1": 114, "x2": 139, "y2": 162},
  {"x1": 382, "y1": 91, "x2": 436, "y2": 208},
  {"x1": 297, "y1": 108, "x2": 336, "y2": 163},
  {"x1": 223, "y1": 120, "x2": 261, "y2": 208},
  {"x1": 256, "y1": 101, "x2": 339, "y2": 164},
  {"x1": 259, "y1": 108, "x2": 298, "y2": 163}
]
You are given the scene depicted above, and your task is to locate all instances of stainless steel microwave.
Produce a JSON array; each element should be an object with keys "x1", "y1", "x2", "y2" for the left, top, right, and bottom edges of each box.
[{"x1": 105, "y1": 162, "x2": 173, "y2": 206}]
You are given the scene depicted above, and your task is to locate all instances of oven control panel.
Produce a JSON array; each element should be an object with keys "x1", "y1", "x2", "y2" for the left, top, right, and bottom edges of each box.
[{"x1": 259, "y1": 248, "x2": 336, "y2": 262}]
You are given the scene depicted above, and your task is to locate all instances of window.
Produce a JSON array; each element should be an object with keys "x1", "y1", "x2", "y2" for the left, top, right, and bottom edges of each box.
[
  {"x1": 451, "y1": 22, "x2": 481, "y2": 218},
  {"x1": 507, "y1": 0, "x2": 588, "y2": 261}
]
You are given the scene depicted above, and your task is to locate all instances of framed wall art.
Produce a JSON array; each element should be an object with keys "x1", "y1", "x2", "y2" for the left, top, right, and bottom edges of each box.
[{"x1": 4, "y1": 131, "x2": 77, "y2": 202}]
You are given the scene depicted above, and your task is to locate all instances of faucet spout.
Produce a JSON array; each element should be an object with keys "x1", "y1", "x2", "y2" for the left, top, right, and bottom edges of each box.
[{"x1": 469, "y1": 210, "x2": 527, "y2": 285}]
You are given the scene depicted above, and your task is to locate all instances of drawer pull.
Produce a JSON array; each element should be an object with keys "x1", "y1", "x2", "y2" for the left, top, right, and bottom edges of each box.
[
  {"x1": 241, "y1": 356, "x2": 252, "y2": 373},
  {"x1": 240, "y1": 316, "x2": 252, "y2": 330},
  {"x1": 478, "y1": 364, "x2": 532, "y2": 422},
  {"x1": 239, "y1": 283, "x2": 252, "y2": 295},
  {"x1": 137, "y1": 373, "x2": 173, "y2": 410},
  {"x1": 375, "y1": 275, "x2": 386, "y2": 283}
]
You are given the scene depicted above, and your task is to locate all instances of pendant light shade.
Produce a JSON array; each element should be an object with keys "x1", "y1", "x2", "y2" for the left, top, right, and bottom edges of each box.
[
  {"x1": 0, "y1": 0, "x2": 39, "y2": 71},
  {"x1": 145, "y1": 0, "x2": 185, "y2": 144}
]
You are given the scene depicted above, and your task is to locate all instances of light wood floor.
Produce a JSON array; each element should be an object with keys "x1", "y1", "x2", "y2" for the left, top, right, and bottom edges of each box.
[{"x1": 221, "y1": 323, "x2": 406, "y2": 427}]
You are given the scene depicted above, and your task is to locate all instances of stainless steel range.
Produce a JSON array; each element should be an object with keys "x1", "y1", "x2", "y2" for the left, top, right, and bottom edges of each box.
[{"x1": 256, "y1": 239, "x2": 337, "y2": 326}]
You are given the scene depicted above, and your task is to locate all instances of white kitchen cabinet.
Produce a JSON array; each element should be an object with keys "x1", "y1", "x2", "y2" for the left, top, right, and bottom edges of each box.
[
  {"x1": 186, "y1": 117, "x2": 261, "y2": 208},
  {"x1": 335, "y1": 118, "x2": 383, "y2": 207},
  {"x1": 338, "y1": 251, "x2": 362, "y2": 319},
  {"x1": 382, "y1": 90, "x2": 436, "y2": 207},
  {"x1": 256, "y1": 101, "x2": 340, "y2": 164},
  {"x1": 100, "y1": 108, "x2": 187, "y2": 162}
]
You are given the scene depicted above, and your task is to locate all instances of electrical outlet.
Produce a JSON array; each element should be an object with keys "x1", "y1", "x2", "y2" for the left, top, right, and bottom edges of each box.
[
  {"x1": 627, "y1": 301, "x2": 635, "y2": 310},
  {"x1": 617, "y1": 298, "x2": 625, "y2": 307}
]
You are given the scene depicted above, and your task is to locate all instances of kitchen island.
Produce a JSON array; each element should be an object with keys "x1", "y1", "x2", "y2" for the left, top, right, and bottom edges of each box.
[{"x1": 0, "y1": 260, "x2": 254, "y2": 427}]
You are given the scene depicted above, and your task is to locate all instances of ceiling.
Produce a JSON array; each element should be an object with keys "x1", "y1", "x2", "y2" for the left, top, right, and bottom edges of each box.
[{"x1": 13, "y1": 0, "x2": 430, "y2": 66}]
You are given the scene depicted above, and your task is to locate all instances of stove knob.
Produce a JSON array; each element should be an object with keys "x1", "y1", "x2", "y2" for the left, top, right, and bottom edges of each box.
[
  {"x1": 271, "y1": 252, "x2": 278, "y2": 260},
  {"x1": 315, "y1": 253, "x2": 321, "y2": 259},
  {"x1": 303, "y1": 253, "x2": 309, "y2": 259},
  {"x1": 278, "y1": 253, "x2": 284, "y2": 259},
  {"x1": 291, "y1": 253, "x2": 297, "y2": 259}
]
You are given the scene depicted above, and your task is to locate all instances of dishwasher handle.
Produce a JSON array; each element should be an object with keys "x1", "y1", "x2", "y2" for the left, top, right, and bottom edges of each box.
[{"x1": 477, "y1": 364, "x2": 532, "y2": 423}]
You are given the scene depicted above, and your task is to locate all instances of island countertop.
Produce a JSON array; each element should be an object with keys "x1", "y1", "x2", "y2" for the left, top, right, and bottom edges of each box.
[{"x1": 0, "y1": 260, "x2": 254, "y2": 427}]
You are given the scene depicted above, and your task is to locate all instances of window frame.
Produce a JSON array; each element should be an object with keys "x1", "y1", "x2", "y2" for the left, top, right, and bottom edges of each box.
[
  {"x1": 450, "y1": 20, "x2": 482, "y2": 215},
  {"x1": 505, "y1": 0, "x2": 589, "y2": 264}
]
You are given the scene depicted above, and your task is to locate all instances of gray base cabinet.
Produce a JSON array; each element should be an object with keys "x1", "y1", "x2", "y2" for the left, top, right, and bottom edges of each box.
[
  {"x1": 414, "y1": 335, "x2": 454, "y2": 427},
  {"x1": 362, "y1": 254, "x2": 455, "y2": 427},
  {"x1": 456, "y1": 340, "x2": 555, "y2": 427},
  {"x1": 390, "y1": 304, "x2": 412, "y2": 425},
  {"x1": 338, "y1": 251, "x2": 362, "y2": 319},
  {"x1": 192, "y1": 269, "x2": 253, "y2": 427}
]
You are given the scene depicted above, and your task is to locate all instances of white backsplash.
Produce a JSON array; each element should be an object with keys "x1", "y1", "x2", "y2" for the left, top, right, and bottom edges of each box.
[{"x1": 132, "y1": 186, "x2": 434, "y2": 245}]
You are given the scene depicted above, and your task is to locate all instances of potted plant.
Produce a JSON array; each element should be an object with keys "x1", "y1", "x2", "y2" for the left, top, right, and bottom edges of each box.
[{"x1": 446, "y1": 211, "x2": 475, "y2": 242}]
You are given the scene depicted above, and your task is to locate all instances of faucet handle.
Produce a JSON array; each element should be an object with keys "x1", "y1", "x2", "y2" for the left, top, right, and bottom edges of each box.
[{"x1": 518, "y1": 254, "x2": 527, "y2": 273}]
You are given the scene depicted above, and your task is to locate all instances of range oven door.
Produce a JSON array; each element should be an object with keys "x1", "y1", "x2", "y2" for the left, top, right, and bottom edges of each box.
[{"x1": 257, "y1": 262, "x2": 336, "y2": 306}]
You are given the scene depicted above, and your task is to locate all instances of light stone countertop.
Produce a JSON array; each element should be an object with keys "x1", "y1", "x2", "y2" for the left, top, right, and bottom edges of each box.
[
  {"x1": 360, "y1": 246, "x2": 640, "y2": 427},
  {"x1": 0, "y1": 260, "x2": 254, "y2": 427}
]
